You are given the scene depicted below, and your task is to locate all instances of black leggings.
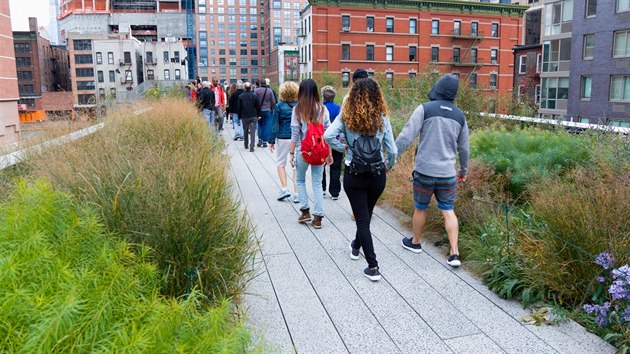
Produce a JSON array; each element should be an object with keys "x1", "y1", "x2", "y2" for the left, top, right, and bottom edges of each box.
[{"x1": 343, "y1": 169, "x2": 386, "y2": 268}]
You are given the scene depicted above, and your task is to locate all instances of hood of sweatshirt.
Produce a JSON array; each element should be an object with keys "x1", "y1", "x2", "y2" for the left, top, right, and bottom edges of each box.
[{"x1": 428, "y1": 75, "x2": 459, "y2": 102}]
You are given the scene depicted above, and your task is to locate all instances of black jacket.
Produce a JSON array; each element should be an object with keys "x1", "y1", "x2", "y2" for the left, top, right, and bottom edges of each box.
[
  {"x1": 237, "y1": 90, "x2": 262, "y2": 119},
  {"x1": 227, "y1": 88, "x2": 244, "y2": 114},
  {"x1": 197, "y1": 87, "x2": 215, "y2": 110}
]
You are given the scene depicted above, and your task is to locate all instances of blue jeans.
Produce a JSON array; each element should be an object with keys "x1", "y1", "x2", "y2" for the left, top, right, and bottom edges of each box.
[
  {"x1": 295, "y1": 153, "x2": 324, "y2": 217},
  {"x1": 257, "y1": 110, "x2": 272, "y2": 142},
  {"x1": 232, "y1": 113, "x2": 244, "y2": 138},
  {"x1": 202, "y1": 108, "x2": 214, "y2": 127}
]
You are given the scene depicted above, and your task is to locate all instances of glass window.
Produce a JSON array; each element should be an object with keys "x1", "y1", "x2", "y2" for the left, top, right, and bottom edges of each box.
[
  {"x1": 491, "y1": 49, "x2": 498, "y2": 64},
  {"x1": 96, "y1": 52, "x2": 102, "y2": 64},
  {"x1": 453, "y1": 21, "x2": 461, "y2": 36},
  {"x1": 164, "y1": 69, "x2": 170, "y2": 80},
  {"x1": 489, "y1": 73, "x2": 497, "y2": 89},
  {"x1": 469, "y1": 73, "x2": 477, "y2": 88},
  {"x1": 614, "y1": 31, "x2": 630, "y2": 57},
  {"x1": 581, "y1": 76, "x2": 592, "y2": 99},
  {"x1": 431, "y1": 47, "x2": 439, "y2": 62},
  {"x1": 74, "y1": 55, "x2": 91, "y2": 64},
  {"x1": 367, "y1": 45, "x2": 374, "y2": 61},
  {"x1": 123, "y1": 52, "x2": 131, "y2": 63},
  {"x1": 471, "y1": 22, "x2": 478, "y2": 36},
  {"x1": 386, "y1": 18, "x2": 394, "y2": 33},
  {"x1": 409, "y1": 19, "x2": 417, "y2": 34},
  {"x1": 586, "y1": 0, "x2": 597, "y2": 17},
  {"x1": 175, "y1": 69, "x2": 181, "y2": 80},
  {"x1": 366, "y1": 16, "x2": 374, "y2": 32},
  {"x1": 409, "y1": 46, "x2": 417, "y2": 61},
  {"x1": 432, "y1": 20, "x2": 439, "y2": 35},
  {"x1": 163, "y1": 51, "x2": 169, "y2": 63},
  {"x1": 386, "y1": 46, "x2": 393, "y2": 61},
  {"x1": 617, "y1": 0, "x2": 630, "y2": 12},
  {"x1": 470, "y1": 48, "x2": 478, "y2": 63},
  {"x1": 97, "y1": 71, "x2": 104, "y2": 83},
  {"x1": 519, "y1": 55, "x2": 527, "y2": 73},
  {"x1": 73, "y1": 39, "x2": 92, "y2": 51},
  {"x1": 386, "y1": 72, "x2": 393, "y2": 88},
  {"x1": 75, "y1": 68, "x2": 94, "y2": 77},
  {"x1": 109, "y1": 70, "x2": 115, "y2": 82},
  {"x1": 610, "y1": 75, "x2": 630, "y2": 101},
  {"x1": 453, "y1": 48, "x2": 460, "y2": 63},
  {"x1": 342, "y1": 15, "x2": 350, "y2": 30},
  {"x1": 342, "y1": 44, "x2": 350, "y2": 60},
  {"x1": 583, "y1": 34, "x2": 594, "y2": 59},
  {"x1": 491, "y1": 23, "x2": 499, "y2": 37}
]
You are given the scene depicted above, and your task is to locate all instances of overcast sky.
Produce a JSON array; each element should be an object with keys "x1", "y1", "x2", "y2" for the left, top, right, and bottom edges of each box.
[{"x1": 9, "y1": 0, "x2": 51, "y2": 31}]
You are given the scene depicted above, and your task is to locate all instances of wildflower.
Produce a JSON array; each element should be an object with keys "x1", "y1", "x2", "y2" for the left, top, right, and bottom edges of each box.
[
  {"x1": 609, "y1": 265, "x2": 630, "y2": 301},
  {"x1": 583, "y1": 302, "x2": 611, "y2": 327},
  {"x1": 595, "y1": 252, "x2": 616, "y2": 270},
  {"x1": 623, "y1": 307, "x2": 630, "y2": 323},
  {"x1": 597, "y1": 276, "x2": 605, "y2": 283}
]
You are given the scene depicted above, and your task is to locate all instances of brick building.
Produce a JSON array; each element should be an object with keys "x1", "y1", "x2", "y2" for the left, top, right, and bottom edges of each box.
[
  {"x1": 13, "y1": 18, "x2": 71, "y2": 122},
  {"x1": 267, "y1": 45, "x2": 299, "y2": 84},
  {"x1": 512, "y1": 44, "x2": 541, "y2": 106},
  {"x1": 0, "y1": 0, "x2": 20, "y2": 145},
  {"x1": 298, "y1": 0, "x2": 527, "y2": 93}
]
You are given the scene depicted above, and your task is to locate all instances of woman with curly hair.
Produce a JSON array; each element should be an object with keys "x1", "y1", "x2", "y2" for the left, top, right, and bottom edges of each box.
[
  {"x1": 269, "y1": 81, "x2": 300, "y2": 203},
  {"x1": 324, "y1": 78, "x2": 397, "y2": 281}
]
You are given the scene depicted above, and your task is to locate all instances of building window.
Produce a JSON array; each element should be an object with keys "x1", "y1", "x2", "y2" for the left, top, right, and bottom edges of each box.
[
  {"x1": 73, "y1": 39, "x2": 92, "y2": 51},
  {"x1": 18, "y1": 84, "x2": 34, "y2": 94},
  {"x1": 342, "y1": 44, "x2": 350, "y2": 60},
  {"x1": 146, "y1": 51, "x2": 153, "y2": 64},
  {"x1": 73, "y1": 55, "x2": 92, "y2": 64},
  {"x1": 581, "y1": 76, "x2": 592, "y2": 100},
  {"x1": 491, "y1": 23, "x2": 499, "y2": 38},
  {"x1": 409, "y1": 19, "x2": 417, "y2": 34},
  {"x1": 75, "y1": 68, "x2": 94, "y2": 77},
  {"x1": 491, "y1": 49, "x2": 498, "y2": 64},
  {"x1": 489, "y1": 73, "x2": 497, "y2": 90},
  {"x1": 123, "y1": 52, "x2": 132, "y2": 64},
  {"x1": 366, "y1": 16, "x2": 374, "y2": 32},
  {"x1": 384, "y1": 46, "x2": 393, "y2": 61},
  {"x1": 175, "y1": 69, "x2": 181, "y2": 80},
  {"x1": 14, "y1": 43, "x2": 30, "y2": 53},
  {"x1": 17, "y1": 71, "x2": 33, "y2": 80},
  {"x1": 542, "y1": 38, "x2": 572, "y2": 72},
  {"x1": 431, "y1": 47, "x2": 439, "y2": 62},
  {"x1": 581, "y1": 34, "x2": 595, "y2": 60},
  {"x1": 519, "y1": 55, "x2": 527, "y2": 73},
  {"x1": 536, "y1": 53, "x2": 542, "y2": 73},
  {"x1": 535, "y1": 84, "x2": 541, "y2": 104},
  {"x1": 342, "y1": 15, "x2": 350, "y2": 31},
  {"x1": 610, "y1": 75, "x2": 630, "y2": 101},
  {"x1": 76, "y1": 81, "x2": 95, "y2": 91},
  {"x1": 453, "y1": 48, "x2": 460, "y2": 63},
  {"x1": 109, "y1": 70, "x2": 115, "y2": 82},
  {"x1": 544, "y1": 0, "x2": 573, "y2": 36},
  {"x1": 125, "y1": 70, "x2": 132, "y2": 82},
  {"x1": 385, "y1": 72, "x2": 393, "y2": 88},
  {"x1": 97, "y1": 71, "x2": 104, "y2": 83},
  {"x1": 162, "y1": 69, "x2": 169, "y2": 80},
  {"x1": 174, "y1": 51, "x2": 180, "y2": 62},
  {"x1": 409, "y1": 46, "x2": 417, "y2": 61},
  {"x1": 470, "y1": 48, "x2": 478, "y2": 63},
  {"x1": 96, "y1": 52, "x2": 102, "y2": 64},
  {"x1": 342, "y1": 71, "x2": 350, "y2": 87},
  {"x1": 471, "y1": 22, "x2": 478, "y2": 37},
  {"x1": 469, "y1": 73, "x2": 477, "y2": 88},
  {"x1": 108, "y1": 52, "x2": 114, "y2": 64},
  {"x1": 614, "y1": 31, "x2": 630, "y2": 58},
  {"x1": 453, "y1": 21, "x2": 460, "y2": 36},
  {"x1": 163, "y1": 51, "x2": 169, "y2": 63},
  {"x1": 586, "y1": 0, "x2": 597, "y2": 17},
  {"x1": 431, "y1": 20, "x2": 439, "y2": 35},
  {"x1": 409, "y1": 72, "x2": 416, "y2": 79},
  {"x1": 541, "y1": 77, "x2": 569, "y2": 109},
  {"x1": 617, "y1": 0, "x2": 630, "y2": 12},
  {"x1": 367, "y1": 45, "x2": 374, "y2": 61},
  {"x1": 386, "y1": 18, "x2": 394, "y2": 33},
  {"x1": 273, "y1": 27, "x2": 282, "y2": 45},
  {"x1": 78, "y1": 94, "x2": 95, "y2": 104}
]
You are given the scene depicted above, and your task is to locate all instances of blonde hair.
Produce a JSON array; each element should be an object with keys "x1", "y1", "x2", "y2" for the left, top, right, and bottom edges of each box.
[{"x1": 279, "y1": 81, "x2": 298, "y2": 102}]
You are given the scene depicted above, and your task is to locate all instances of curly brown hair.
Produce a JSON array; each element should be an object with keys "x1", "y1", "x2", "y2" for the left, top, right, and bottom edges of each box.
[
  {"x1": 341, "y1": 78, "x2": 387, "y2": 135},
  {"x1": 279, "y1": 81, "x2": 298, "y2": 102}
]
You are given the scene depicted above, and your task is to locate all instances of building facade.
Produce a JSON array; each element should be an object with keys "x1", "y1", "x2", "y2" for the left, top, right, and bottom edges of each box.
[
  {"x1": 566, "y1": 0, "x2": 630, "y2": 126},
  {"x1": 1, "y1": 0, "x2": 20, "y2": 145},
  {"x1": 267, "y1": 45, "x2": 299, "y2": 84},
  {"x1": 512, "y1": 44, "x2": 542, "y2": 106},
  {"x1": 298, "y1": 0, "x2": 527, "y2": 94}
]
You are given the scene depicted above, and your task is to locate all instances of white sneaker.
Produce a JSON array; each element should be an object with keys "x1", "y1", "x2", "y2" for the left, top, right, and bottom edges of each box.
[
  {"x1": 293, "y1": 194, "x2": 300, "y2": 203},
  {"x1": 277, "y1": 189, "x2": 291, "y2": 201}
]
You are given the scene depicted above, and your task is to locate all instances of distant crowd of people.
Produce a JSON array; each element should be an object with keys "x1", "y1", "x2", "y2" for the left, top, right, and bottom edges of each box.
[{"x1": 187, "y1": 70, "x2": 469, "y2": 282}]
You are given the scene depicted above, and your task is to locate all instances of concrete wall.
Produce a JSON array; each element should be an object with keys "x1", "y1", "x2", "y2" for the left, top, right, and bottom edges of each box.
[{"x1": 0, "y1": 0, "x2": 20, "y2": 146}]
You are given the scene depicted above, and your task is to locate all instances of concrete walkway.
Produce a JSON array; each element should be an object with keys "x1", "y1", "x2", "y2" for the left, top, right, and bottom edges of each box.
[{"x1": 222, "y1": 130, "x2": 614, "y2": 354}]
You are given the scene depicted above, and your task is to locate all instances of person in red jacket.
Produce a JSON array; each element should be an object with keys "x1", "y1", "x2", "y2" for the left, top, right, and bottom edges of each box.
[{"x1": 211, "y1": 78, "x2": 226, "y2": 132}]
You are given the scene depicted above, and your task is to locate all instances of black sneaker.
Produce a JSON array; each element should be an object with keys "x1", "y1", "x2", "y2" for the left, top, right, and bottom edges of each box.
[
  {"x1": 350, "y1": 241, "x2": 360, "y2": 260},
  {"x1": 257, "y1": 141, "x2": 262, "y2": 147},
  {"x1": 363, "y1": 267, "x2": 381, "y2": 282},
  {"x1": 402, "y1": 237, "x2": 423, "y2": 254},
  {"x1": 447, "y1": 254, "x2": 461, "y2": 267}
]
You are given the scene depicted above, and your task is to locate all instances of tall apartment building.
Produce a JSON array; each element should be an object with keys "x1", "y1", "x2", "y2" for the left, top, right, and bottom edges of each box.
[
  {"x1": 0, "y1": 0, "x2": 20, "y2": 145},
  {"x1": 13, "y1": 18, "x2": 71, "y2": 122},
  {"x1": 299, "y1": 0, "x2": 526, "y2": 93},
  {"x1": 566, "y1": 0, "x2": 630, "y2": 126}
]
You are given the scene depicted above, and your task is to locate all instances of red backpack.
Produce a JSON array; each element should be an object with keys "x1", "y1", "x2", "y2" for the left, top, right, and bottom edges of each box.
[{"x1": 300, "y1": 108, "x2": 329, "y2": 165}]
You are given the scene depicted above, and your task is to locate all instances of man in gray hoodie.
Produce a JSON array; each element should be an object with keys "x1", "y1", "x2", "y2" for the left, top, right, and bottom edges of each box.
[{"x1": 395, "y1": 74, "x2": 470, "y2": 267}]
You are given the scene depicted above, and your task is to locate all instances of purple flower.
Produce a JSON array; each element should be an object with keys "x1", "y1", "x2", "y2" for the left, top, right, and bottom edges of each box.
[
  {"x1": 622, "y1": 307, "x2": 630, "y2": 323},
  {"x1": 597, "y1": 276, "x2": 606, "y2": 283},
  {"x1": 609, "y1": 265, "x2": 630, "y2": 301},
  {"x1": 583, "y1": 302, "x2": 611, "y2": 327},
  {"x1": 595, "y1": 252, "x2": 616, "y2": 270}
]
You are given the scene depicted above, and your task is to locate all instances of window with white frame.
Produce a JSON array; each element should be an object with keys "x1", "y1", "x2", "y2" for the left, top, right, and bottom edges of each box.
[
  {"x1": 431, "y1": 20, "x2": 439, "y2": 35},
  {"x1": 586, "y1": 0, "x2": 597, "y2": 17},
  {"x1": 409, "y1": 19, "x2": 417, "y2": 34},
  {"x1": 519, "y1": 55, "x2": 527, "y2": 73},
  {"x1": 164, "y1": 69, "x2": 170, "y2": 80},
  {"x1": 583, "y1": 34, "x2": 594, "y2": 59},
  {"x1": 536, "y1": 53, "x2": 542, "y2": 72},
  {"x1": 544, "y1": 0, "x2": 573, "y2": 36},
  {"x1": 617, "y1": 0, "x2": 630, "y2": 12},
  {"x1": 581, "y1": 76, "x2": 592, "y2": 100},
  {"x1": 491, "y1": 49, "x2": 498, "y2": 64},
  {"x1": 489, "y1": 73, "x2": 497, "y2": 90},
  {"x1": 613, "y1": 30, "x2": 630, "y2": 57},
  {"x1": 386, "y1": 46, "x2": 393, "y2": 61}
]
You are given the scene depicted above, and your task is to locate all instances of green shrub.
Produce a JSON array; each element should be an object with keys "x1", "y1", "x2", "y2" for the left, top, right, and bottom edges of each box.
[
  {"x1": 471, "y1": 127, "x2": 592, "y2": 197},
  {"x1": 0, "y1": 181, "x2": 254, "y2": 352},
  {"x1": 26, "y1": 99, "x2": 255, "y2": 302}
]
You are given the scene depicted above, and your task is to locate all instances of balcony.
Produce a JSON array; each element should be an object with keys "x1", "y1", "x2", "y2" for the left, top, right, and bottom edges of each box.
[
  {"x1": 451, "y1": 58, "x2": 484, "y2": 67},
  {"x1": 450, "y1": 30, "x2": 485, "y2": 39}
]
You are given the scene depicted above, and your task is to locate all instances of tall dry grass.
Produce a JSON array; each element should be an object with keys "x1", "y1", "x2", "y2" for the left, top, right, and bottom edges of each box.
[{"x1": 25, "y1": 98, "x2": 255, "y2": 302}]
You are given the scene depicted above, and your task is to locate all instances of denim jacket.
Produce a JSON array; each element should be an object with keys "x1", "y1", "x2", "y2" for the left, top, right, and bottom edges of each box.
[
  {"x1": 270, "y1": 101, "x2": 296, "y2": 143},
  {"x1": 323, "y1": 116, "x2": 398, "y2": 170}
]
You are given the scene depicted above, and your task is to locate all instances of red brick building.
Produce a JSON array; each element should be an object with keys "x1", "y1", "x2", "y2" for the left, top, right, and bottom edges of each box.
[
  {"x1": 0, "y1": 0, "x2": 19, "y2": 145},
  {"x1": 299, "y1": 0, "x2": 527, "y2": 93},
  {"x1": 512, "y1": 44, "x2": 541, "y2": 108}
]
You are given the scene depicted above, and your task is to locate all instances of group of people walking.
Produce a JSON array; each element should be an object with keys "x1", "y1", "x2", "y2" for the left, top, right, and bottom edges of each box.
[{"x1": 199, "y1": 70, "x2": 470, "y2": 282}]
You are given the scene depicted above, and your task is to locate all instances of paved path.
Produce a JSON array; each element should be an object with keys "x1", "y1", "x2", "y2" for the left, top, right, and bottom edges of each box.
[{"x1": 222, "y1": 130, "x2": 614, "y2": 354}]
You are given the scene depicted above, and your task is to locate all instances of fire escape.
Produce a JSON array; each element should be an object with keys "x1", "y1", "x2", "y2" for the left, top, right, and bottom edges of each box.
[{"x1": 450, "y1": 27, "x2": 484, "y2": 88}]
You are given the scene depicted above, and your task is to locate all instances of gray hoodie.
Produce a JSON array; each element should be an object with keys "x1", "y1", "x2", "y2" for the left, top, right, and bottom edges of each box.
[{"x1": 395, "y1": 75, "x2": 469, "y2": 178}]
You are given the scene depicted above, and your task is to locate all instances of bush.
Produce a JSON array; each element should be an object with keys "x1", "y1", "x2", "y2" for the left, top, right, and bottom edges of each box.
[
  {"x1": 26, "y1": 99, "x2": 255, "y2": 302},
  {"x1": 471, "y1": 127, "x2": 592, "y2": 198},
  {"x1": 0, "y1": 181, "x2": 254, "y2": 352}
]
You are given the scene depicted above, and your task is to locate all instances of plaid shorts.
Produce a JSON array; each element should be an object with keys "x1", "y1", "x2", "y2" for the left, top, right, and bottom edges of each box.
[{"x1": 413, "y1": 171, "x2": 458, "y2": 211}]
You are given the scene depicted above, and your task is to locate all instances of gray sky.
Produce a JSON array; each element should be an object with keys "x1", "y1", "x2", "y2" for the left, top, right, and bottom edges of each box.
[{"x1": 9, "y1": 0, "x2": 51, "y2": 31}]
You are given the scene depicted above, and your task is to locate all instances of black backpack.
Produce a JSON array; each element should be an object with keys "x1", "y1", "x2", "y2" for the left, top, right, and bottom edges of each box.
[{"x1": 349, "y1": 135, "x2": 385, "y2": 175}]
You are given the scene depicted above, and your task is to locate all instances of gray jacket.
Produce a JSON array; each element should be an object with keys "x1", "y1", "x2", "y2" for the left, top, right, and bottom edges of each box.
[{"x1": 395, "y1": 75, "x2": 470, "y2": 178}]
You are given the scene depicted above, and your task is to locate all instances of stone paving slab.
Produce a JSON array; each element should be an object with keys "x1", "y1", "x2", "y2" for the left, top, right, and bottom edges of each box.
[{"x1": 225, "y1": 130, "x2": 616, "y2": 354}]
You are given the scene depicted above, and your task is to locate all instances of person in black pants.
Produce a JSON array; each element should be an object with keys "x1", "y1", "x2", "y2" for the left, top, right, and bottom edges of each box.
[
  {"x1": 323, "y1": 78, "x2": 398, "y2": 281},
  {"x1": 320, "y1": 85, "x2": 342, "y2": 199},
  {"x1": 237, "y1": 82, "x2": 262, "y2": 152}
]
